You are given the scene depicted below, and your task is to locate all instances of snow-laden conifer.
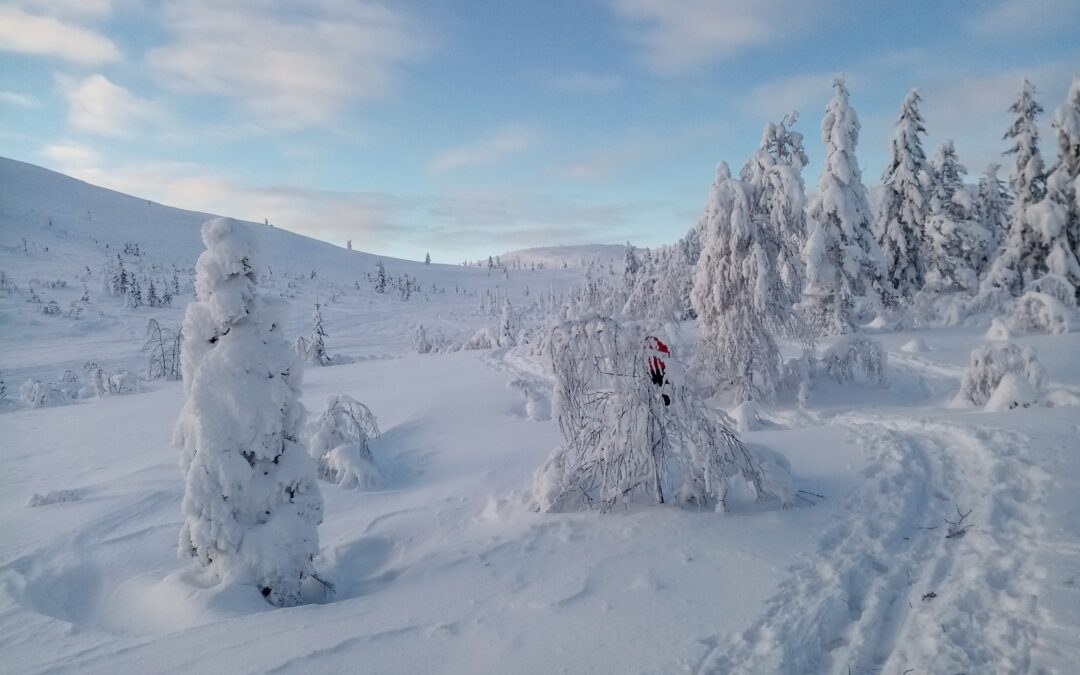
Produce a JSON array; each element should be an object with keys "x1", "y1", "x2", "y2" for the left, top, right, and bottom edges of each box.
[
  {"x1": 803, "y1": 77, "x2": 886, "y2": 333},
  {"x1": 975, "y1": 163, "x2": 1012, "y2": 264},
  {"x1": 742, "y1": 113, "x2": 809, "y2": 312},
  {"x1": 1004, "y1": 79, "x2": 1049, "y2": 282},
  {"x1": 877, "y1": 89, "x2": 929, "y2": 300},
  {"x1": 924, "y1": 141, "x2": 989, "y2": 293},
  {"x1": 174, "y1": 217, "x2": 322, "y2": 607},
  {"x1": 297, "y1": 300, "x2": 331, "y2": 366},
  {"x1": 1042, "y1": 75, "x2": 1080, "y2": 297},
  {"x1": 691, "y1": 162, "x2": 786, "y2": 402}
]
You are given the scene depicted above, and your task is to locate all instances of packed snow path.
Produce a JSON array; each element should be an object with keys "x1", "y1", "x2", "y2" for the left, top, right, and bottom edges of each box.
[{"x1": 696, "y1": 413, "x2": 1049, "y2": 675}]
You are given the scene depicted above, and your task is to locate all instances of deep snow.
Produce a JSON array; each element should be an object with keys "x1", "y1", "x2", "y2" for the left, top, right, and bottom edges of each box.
[{"x1": 1, "y1": 158, "x2": 1079, "y2": 674}]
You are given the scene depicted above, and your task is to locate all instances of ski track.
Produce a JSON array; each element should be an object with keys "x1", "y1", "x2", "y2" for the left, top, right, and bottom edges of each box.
[{"x1": 694, "y1": 414, "x2": 1049, "y2": 675}]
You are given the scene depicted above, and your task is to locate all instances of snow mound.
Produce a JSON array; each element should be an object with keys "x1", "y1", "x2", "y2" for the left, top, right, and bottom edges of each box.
[
  {"x1": 985, "y1": 373, "x2": 1040, "y2": 411},
  {"x1": 985, "y1": 318, "x2": 1011, "y2": 341},
  {"x1": 955, "y1": 342, "x2": 1044, "y2": 407},
  {"x1": 899, "y1": 338, "x2": 930, "y2": 354},
  {"x1": 1007, "y1": 291, "x2": 1072, "y2": 335}
]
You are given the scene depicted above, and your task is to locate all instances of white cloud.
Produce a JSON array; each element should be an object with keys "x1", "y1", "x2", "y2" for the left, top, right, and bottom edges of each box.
[
  {"x1": 560, "y1": 122, "x2": 725, "y2": 181},
  {"x1": 0, "y1": 5, "x2": 120, "y2": 64},
  {"x1": 0, "y1": 91, "x2": 41, "y2": 107},
  {"x1": 41, "y1": 141, "x2": 101, "y2": 168},
  {"x1": 58, "y1": 74, "x2": 157, "y2": 136},
  {"x1": 973, "y1": 0, "x2": 1080, "y2": 38},
  {"x1": 427, "y1": 125, "x2": 539, "y2": 173},
  {"x1": 146, "y1": 0, "x2": 428, "y2": 128},
  {"x1": 609, "y1": 0, "x2": 823, "y2": 74}
]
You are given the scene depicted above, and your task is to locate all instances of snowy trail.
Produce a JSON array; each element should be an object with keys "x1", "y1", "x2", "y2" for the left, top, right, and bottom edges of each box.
[{"x1": 694, "y1": 414, "x2": 1049, "y2": 675}]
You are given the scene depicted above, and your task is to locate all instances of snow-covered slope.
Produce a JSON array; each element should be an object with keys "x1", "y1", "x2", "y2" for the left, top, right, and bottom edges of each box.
[
  {"x1": 2, "y1": 157, "x2": 1079, "y2": 675},
  {"x1": 498, "y1": 244, "x2": 627, "y2": 270}
]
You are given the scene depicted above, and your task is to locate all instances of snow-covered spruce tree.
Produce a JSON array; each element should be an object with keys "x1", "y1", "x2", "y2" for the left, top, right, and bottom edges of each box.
[
  {"x1": 531, "y1": 317, "x2": 791, "y2": 512},
  {"x1": 623, "y1": 248, "x2": 660, "y2": 318},
  {"x1": 975, "y1": 163, "x2": 1012, "y2": 266},
  {"x1": 622, "y1": 243, "x2": 641, "y2": 302},
  {"x1": 498, "y1": 297, "x2": 517, "y2": 347},
  {"x1": 413, "y1": 323, "x2": 432, "y2": 354},
  {"x1": 924, "y1": 141, "x2": 989, "y2": 293},
  {"x1": 877, "y1": 89, "x2": 930, "y2": 301},
  {"x1": 306, "y1": 395, "x2": 381, "y2": 489},
  {"x1": 650, "y1": 245, "x2": 696, "y2": 321},
  {"x1": 741, "y1": 113, "x2": 810, "y2": 313},
  {"x1": 374, "y1": 260, "x2": 387, "y2": 294},
  {"x1": 1040, "y1": 75, "x2": 1080, "y2": 298},
  {"x1": 174, "y1": 217, "x2": 322, "y2": 607},
  {"x1": 803, "y1": 77, "x2": 886, "y2": 333},
  {"x1": 298, "y1": 301, "x2": 331, "y2": 366},
  {"x1": 1004, "y1": 78, "x2": 1049, "y2": 283},
  {"x1": 691, "y1": 162, "x2": 785, "y2": 403}
]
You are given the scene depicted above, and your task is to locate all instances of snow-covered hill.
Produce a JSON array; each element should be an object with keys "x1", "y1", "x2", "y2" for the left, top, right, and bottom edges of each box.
[{"x1": 498, "y1": 244, "x2": 627, "y2": 270}]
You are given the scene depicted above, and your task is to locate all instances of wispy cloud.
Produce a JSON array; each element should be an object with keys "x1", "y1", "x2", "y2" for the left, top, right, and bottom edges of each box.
[
  {"x1": 0, "y1": 91, "x2": 41, "y2": 107},
  {"x1": 0, "y1": 4, "x2": 120, "y2": 64},
  {"x1": 972, "y1": 0, "x2": 1080, "y2": 38},
  {"x1": 427, "y1": 125, "x2": 539, "y2": 173},
  {"x1": 57, "y1": 74, "x2": 157, "y2": 137},
  {"x1": 41, "y1": 140, "x2": 101, "y2": 168},
  {"x1": 609, "y1": 0, "x2": 824, "y2": 74},
  {"x1": 146, "y1": 0, "x2": 429, "y2": 128},
  {"x1": 560, "y1": 122, "x2": 725, "y2": 181}
]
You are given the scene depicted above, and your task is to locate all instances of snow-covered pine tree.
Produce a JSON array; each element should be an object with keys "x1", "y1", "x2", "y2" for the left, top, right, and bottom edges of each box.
[
  {"x1": 622, "y1": 242, "x2": 641, "y2": 300},
  {"x1": 975, "y1": 163, "x2": 1012, "y2": 266},
  {"x1": 1004, "y1": 78, "x2": 1049, "y2": 282},
  {"x1": 803, "y1": 77, "x2": 886, "y2": 333},
  {"x1": 174, "y1": 217, "x2": 322, "y2": 607},
  {"x1": 424, "y1": 252, "x2": 431, "y2": 265},
  {"x1": 146, "y1": 279, "x2": 159, "y2": 307},
  {"x1": 303, "y1": 300, "x2": 331, "y2": 366},
  {"x1": 127, "y1": 275, "x2": 142, "y2": 308},
  {"x1": 112, "y1": 254, "x2": 128, "y2": 296},
  {"x1": 374, "y1": 260, "x2": 387, "y2": 293},
  {"x1": 741, "y1": 113, "x2": 810, "y2": 313},
  {"x1": 499, "y1": 297, "x2": 517, "y2": 347},
  {"x1": 924, "y1": 141, "x2": 989, "y2": 293},
  {"x1": 691, "y1": 162, "x2": 785, "y2": 403},
  {"x1": 877, "y1": 89, "x2": 930, "y2": 301}
]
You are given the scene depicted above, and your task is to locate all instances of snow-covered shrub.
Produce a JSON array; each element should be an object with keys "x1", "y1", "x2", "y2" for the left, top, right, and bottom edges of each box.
[
  {"x1": 174, "y1": 218, "x2": 322, "y2": 607},
  {"x1": 985, "y1": 318, "x2": 1011, "y2": 341},
  {"x1": 509, "y1": 378, "x2": 552, "y2": 421},
  {"x1": 462, "y1": 327, "x2": 497, "y2": 350},
  {"x1": 1006, "y1": 291, "x2": 1072, "y2": 335},
  {"x1": 985, "y1": 373, "x2": 1040, "y2": 411},
  {"x1": 819, "y1": 335, "x2": 888, "y2": 386},
  {"x1": 306, "y1": 395, "x2": 381, "y2": 489},
  {"x1": 531, "y1": 316, "x2": 791, "y2": 513},
  {"x1": 955, "y1": 342, "x2": 1044, "y2": 407},
  {"x1": 41, "y1": 301, "x2": 61, "y2": 316},
  {"x1": 25, "y1": 490, "x2": 81, "y2": 507},
  {"x1": 19, "y1": 379, "x2": 69, "y2": 408},
  {"x1": 296, "y1": 301, "x2": 331, "y2": 366},
  {"x1": 413, "y1": 324, "x2": 432, "y2": 354},
  {"x1": 143, "y1": 318, "x2": 183, "y2": 380},
  {"x1": 1026, "y1": 274, "x2": 1077, "y2": 307}
]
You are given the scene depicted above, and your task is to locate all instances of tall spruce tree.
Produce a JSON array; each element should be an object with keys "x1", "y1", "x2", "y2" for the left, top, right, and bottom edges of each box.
[
  {"x1": 877, "y1": 89, "x2": 930, "y2": 301},
  {"x1": 803, "y1": 77, "x2": 886, "y2": 334},
  {"x1": 1004, "y1": 78, "x2": 1049, "y2": 282},
  {"x1": 692, "y1": 162, "x2": 785, "y2": 403}
]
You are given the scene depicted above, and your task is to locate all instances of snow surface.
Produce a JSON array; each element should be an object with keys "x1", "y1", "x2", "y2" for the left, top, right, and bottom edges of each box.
[{"x1": 2, "y1": 158, "x2": 1080, "y2": 673}]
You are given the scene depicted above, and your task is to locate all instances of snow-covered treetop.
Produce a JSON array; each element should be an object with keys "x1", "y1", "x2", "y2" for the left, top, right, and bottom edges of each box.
[
  {"x1": 930, "y1": 140, "x2": 968, "y2": 219},
  {"x1": 1053, "y1": 76, "x2": 1080, "y2": 177},
  {"x1": 193, "y1": 217, "x2": 260, "y2": 327},
  {"x1": 812, "y1": 77, "x2": 875, "y2": 241}
]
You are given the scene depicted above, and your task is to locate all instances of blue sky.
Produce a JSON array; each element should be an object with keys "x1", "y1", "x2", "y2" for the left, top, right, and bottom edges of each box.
[{"x1": 1, "y1": 0, "x2": 1078, "y2": 262}]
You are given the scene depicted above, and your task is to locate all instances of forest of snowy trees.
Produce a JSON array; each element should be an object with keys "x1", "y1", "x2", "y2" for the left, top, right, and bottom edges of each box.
[{"x1": 169, "y1": 74, "x2": 1079, "y2": 606}]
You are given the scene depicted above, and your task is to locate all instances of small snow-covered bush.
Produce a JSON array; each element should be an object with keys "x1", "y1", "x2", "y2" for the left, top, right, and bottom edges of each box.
[
  {"x1": 26, "y1": 489, "x2": 81, "y2": 507},
  {"x1": 985, "y1": 318, "x2": 1011, "y2": 341},
  {"x1": 531, "y1": 316, "x2": 791, "y2": 513},
  {"x1": 413, "y1": 324, "x2": 432, "y2": 354},
  {"x1": 819, "y1": 335, "x2": 887, "y2": 386},
  {"x1": 144, "y1": 319, "x2": 183, "y2": 380},
  {"x1": 306, "y1": 395, "x2": 381, "y2": 489},
  {"x1": 462, "y1": 327, "x2": 497, "y2": 350},
  {"x1": 19, "y1": 379, "x2": 69, "y2": 408},
  {"x1": 1026, "y1": 274, "x2": 1077, "y2": 308},
  {"x1": 985, "y1": 373, "x2": 1039, "y2": 411},
  {"x1": 1006, "y1": 291, "x2": 1072, "y2": 335},
  {"x1": 955, "y1": 342, "x2": 1044, "y2": 407}
]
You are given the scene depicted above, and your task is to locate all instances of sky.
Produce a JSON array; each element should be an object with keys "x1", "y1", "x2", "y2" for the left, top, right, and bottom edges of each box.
[{"x1": 1, "y1": 0, "x2": 1078, "y2": 262}]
